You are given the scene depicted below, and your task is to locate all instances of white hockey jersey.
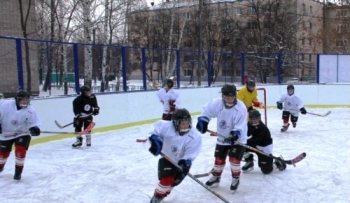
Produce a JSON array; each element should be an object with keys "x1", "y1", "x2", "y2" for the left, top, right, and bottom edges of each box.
[
  {"x1": 156, "y1": 88, "x2": 181, "y2": 114},
  {"x1": 149, "y1": 120, "x2": 202, "y2": 163},
  {"x1": 0, "y1": 100, "x2": 41, "y2": 140},
  {"x1": 278, "y1": 94, "x2": 304, "y2": 116},
  {"x1": 200, "y1": 98, "x2": 248, "y2": 145}
]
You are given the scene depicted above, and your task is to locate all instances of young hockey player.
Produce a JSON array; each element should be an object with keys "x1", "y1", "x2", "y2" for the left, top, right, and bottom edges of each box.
[
  {"x1": 241, "y1": 110, "x2": 286, "y2": 173},
  {"x1": 196, "y1": 84, "x2": 247, "y2": 192},
  {"x1": 156, "y1": 79, "x2": 181, "y2": 121},
  {"x1": 0, "y1": 90, "x2": 41, "y2": 180},
  {"x1": 237, "y1": 80, "x2": 264, "y2": 112},
  {"x1": 148, "y1": 108, "x2": 202, "y2": 203},
  {"x1": 277, "y1": 85, "x2": 307, "y2": 132},
  {"x1": 72, "y1": 85, "x2": 99, "y2": 147}
]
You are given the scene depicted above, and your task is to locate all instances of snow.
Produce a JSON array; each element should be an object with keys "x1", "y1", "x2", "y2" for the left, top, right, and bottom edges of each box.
[{"x1": 0, "y1": 108, "x2": 349, "y2": 203}]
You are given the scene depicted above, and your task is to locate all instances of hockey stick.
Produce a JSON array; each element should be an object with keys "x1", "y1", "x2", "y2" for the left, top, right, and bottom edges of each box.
[
  {"x1": 207, "y1": 129, "x2": 306, "y2": 166},
  {"x1": 3, "y1": 122, "x2": 95, "y2": 138},
  {"x1": 307, "y1": 110, "x2": 331, "y2": 117},
  {"x1": 160, "y1": 152, "x2": 231, "y2": 203},
  {"x1": 54, "y1": 113, "x2": 93, "y2": 129}
]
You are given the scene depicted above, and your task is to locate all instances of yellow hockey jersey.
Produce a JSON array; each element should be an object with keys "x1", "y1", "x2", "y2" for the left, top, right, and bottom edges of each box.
[{"x1": 237, "y1": 87, "x2": 259, "y2": 109}]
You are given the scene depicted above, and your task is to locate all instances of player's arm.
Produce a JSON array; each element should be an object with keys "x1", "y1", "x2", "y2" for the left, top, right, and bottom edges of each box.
[{"x1": 252, "y1": 90, "x2": 263, "y2": 108}]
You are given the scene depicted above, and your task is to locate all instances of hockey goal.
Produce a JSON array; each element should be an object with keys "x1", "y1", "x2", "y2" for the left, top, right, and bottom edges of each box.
[
  {"x1": 237, "y1": 87, "x2": 267, "y2": 126},
  {"x1": 256, "y1": 88, "x2": 267, "y2": 126}
]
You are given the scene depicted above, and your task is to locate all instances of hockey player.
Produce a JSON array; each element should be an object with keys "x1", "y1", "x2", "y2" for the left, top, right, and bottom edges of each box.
[
  {"x1": 196, "y1": 84, "x2": 247, "y2": 192},
  {"x1": 72, "y1": 85, "x2": 99, "y2": 148},
  {"x1": 237, "y1": 80, "x2": 264, "y2": 112},
  {"x1": 148, "y1": 108, "x2": 202, "y2": 203},
  {"x1": 156, "y1": 79, "x2": 181, "y2": 121},
  {"x1": 277, "y1": 85, "x2": 307, "y2": 132},
  {"x1": 241, "y1": 110, "x2": 286, "y2": 173},
  {"x1": 0, "y1": 90, "x2": 41, "y2": 180}
]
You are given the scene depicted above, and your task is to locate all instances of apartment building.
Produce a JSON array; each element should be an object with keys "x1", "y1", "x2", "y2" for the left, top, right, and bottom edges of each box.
[
  {"x1": 127, "y1": 0, "x2": 325, "y2": 82},
  {"x1": 0, "y1": 0, "x2": 39, "y2": 96}
]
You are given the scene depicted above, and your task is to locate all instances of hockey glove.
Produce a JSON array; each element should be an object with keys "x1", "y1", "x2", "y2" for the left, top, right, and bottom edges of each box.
[
  {"x1": 29, "y1": 126, "x2": 41, "y2": 136},
  {"x1": 253, "y1": 102, "x2": 264, "y2": 108},
  {"x1": 178, "y1": 159, "x2": 192, "y2": 177},
  {"x1": 300, "y1": 107, "x2": 307, "y2": 115},
  {"x1": 73, "y1": 114, "x2": 81, "y2": 128},
  {"x1": 196, "y1": 116, "x2": 209, "y2": 134},
  {"x1": 229, "y1": 130, "x2": 240, "y2": 145},
  {"x1": 93, "y1": 107, "x2": 100, "y2": 115},
  {"x1": 276, "y1": 101, "x2": 283, "y2": 110},
  {"x1": 169, "y1": 100, "x2": 176, "y2": 112},
  {"x1": 148, "y1": 134, "x2": 163, "y2": 156}
]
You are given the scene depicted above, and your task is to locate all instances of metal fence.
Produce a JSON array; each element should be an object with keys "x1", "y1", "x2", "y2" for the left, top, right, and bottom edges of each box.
[{"x1": 0, "y1": 35, "x2": 346, "y2": 97}]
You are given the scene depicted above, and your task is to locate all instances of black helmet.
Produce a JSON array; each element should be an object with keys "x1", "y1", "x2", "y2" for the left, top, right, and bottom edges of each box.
[
  {"x1": 287, "y1": 85, "x2": 294, "y2": 90},
  {"x1": 164, "y1": 79, "x2": 174, "y2": 89},
  {"x1": 221, "y1": 84, "x2": 237, "y2": 96},
  {"x1": 172, "y1": 108, "x2": 192, "y2": 135},
  {"x1": 246, "y1": 80, "x2": 256, "y2": 88},
  {"x1": 249, "y1": 109, "x2": 261, "y2": 120},
  {"x1": 248, "y1": 110, "x2": 261, "y2": 126},
  {"x1": 80, "y1": 85, "x2": 91, "y2": 95},
  {"x1": 16, "y1": 90, "x2": 30, "y2": 108}
]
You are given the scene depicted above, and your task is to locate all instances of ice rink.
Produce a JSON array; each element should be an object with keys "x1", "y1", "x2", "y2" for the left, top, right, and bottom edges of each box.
[{"x1": 0, "y1": 108, "x2": 349, "y2": 203}]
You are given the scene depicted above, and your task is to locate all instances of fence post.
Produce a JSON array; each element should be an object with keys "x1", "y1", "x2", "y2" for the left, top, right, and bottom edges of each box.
[
  {"x1": 73, "y1": 43, "x2": 80, "y2": 94},
  {"x1": 277, "y1": 53, "x2": 282, "y2": 84},
  {"x1": 241, "y1": 53, "x2": 245, "y2": 85},
  {"x1": 15, "y1": 38, "x2": 24, "y2": 90},
  {"x1": 176, "y1": 49, "x2": 180, "y2": 88},
  {"x1": 207, "y1": 51, "x2": 212, "y2": 87},
  {"x1": 316, "y1": 54, "x2": 320, "y2": 84},
  {"x1": 141, "y1": 47, "x2": 147, "y2": 91},
  {"x1": 121, "y1": 46, "x2": 127, "y2": 92}
]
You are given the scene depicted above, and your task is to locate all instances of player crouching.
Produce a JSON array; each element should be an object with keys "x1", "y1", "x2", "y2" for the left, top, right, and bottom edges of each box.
[{"x1": 242, "y1": 110, "x2": 286, "y2": 174}]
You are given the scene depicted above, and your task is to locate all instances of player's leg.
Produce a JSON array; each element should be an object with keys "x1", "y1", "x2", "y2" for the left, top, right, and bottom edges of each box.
[
  {"x1": 281, "y1": 111, "x2": 291, "y2": 132},
  {"x1": 14, "y1": 135, "x2": 31, "y2": 180},
  {"x1": 291, "y1": 114, "x2": 299, "y2": 128},
  {"x1": 83, "y1": 119, "x2": 93, "y2": 147},
  {"x1": 205, "y1": 145, "x2": 229, "y2": 187},
  {"x1": 228, "y1": 144, "x2": 245, "y2": 191},
  {"x1": 0, "y1": 139, "x2": 14, "y2": 173},
  {"x1": 72, "y1": 117, "x2": 83, "y2": 148}
]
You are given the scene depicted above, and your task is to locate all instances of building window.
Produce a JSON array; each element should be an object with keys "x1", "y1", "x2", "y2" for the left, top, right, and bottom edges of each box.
[
  {"x1": 309, "y1": 39, "x2": 312, "y2": 46},
  {"x1": 247, "y1": 6, "x2": 255, "y2": 15},
  {"x1": 152, "y1": 15, "x2": 159, "y2": 22},
  {"x1": 302, "y1": 4, "x2": 306, "y2": 12},
  {"x1": 337, "y1": 9, "x2": 348, "y2": 17},
  {"x1": 309, "y1": 54, "x2": 312, "y2": 62},
  {"x1": 302, "y1": 21, "x2": 306, "y2": 28},
  {"x1": 210, "y1": 10, "x2": 217, "y2": 17},
  {"x1": 210, "y1": 24, "x2": 217, "y2": 32},
  {"x1": 247, "y1": 21, "x2": 258, "y2": 29},
  {"x1": 309, "y1": 22, "x2": 312, "y2": 30},
  {"x1": 224, "y1": 8, "x2": 232, "y2": 16},
  {"x1": 301, "y1": 53, "x2": 305, "y2": 61},
  {"x1": 310, "y1": 6, "x2": 313, "y2": 14},
  {"x1": 235, "y1": 38, "x2": 242, "y2": 46},
  {"x1": 183, "y1": 69, "x2": 192, "y2": 77},
  {"x1": 186, "y1": 12, "x2": 192, "y2": 20},
  {"x1": 302, "y1": 38, "x2": 305, "y2": 45},
  {"x1": 336, "y1": 40, "x2": 347, "y2": 47},
  {"x1": 236, "y1": 7, "x2": 243, "y2": 15}
]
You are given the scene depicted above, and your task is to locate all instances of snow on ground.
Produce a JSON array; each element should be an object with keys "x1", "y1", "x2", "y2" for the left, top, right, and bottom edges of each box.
[{"x1": 0, "y1": 108, "x2": 349, "y2": 203}]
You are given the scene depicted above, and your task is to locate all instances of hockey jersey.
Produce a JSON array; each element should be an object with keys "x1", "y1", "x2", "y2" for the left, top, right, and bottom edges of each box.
[
  {"x1": 156, "y1": 88, "x2": 181, "y2": 114},
  {"x1": 278, "y1": 94, "x2": 304, "y2": 116},
  {"x1": 199, "y1": 98, "x2": 248, "y2": 145},
  {"x1": 149, "y1": 120, "x2": 202, "y2": 163},
  {"x1": 0, "y1": 100, "x2": 41, "y2": 140}
]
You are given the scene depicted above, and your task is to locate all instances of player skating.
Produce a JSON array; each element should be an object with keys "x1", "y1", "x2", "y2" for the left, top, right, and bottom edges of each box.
[
  {"x1": 196, "y1": 84, "x2": 247, "y2": 193},
  {"x1": 156, "y1": 79, "x2": 181, "y2": 121},
  {"x1": 72, "y1": 85, "x2": 99, "y2": 147},
  {"x1": 0, "y1": 90, "x2": 41, "y2": 180},
  {"x1": 277, "y1": 85, "x2": 307, "y2": 132},
  {"x1": 148, "y1": 108, "x2": 202, "y2": 203}
]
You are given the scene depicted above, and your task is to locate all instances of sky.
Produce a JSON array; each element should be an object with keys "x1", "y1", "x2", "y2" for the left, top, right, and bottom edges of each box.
[{"x1": 0, "y1": 108, "x2": 349, "y2": 203}]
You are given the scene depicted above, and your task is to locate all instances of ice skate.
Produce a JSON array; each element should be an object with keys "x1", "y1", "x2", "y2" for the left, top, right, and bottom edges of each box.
[
  {"x1": 292, "y1": 122, "x2": 297, "y2": 128},
  {"x1": 205, "y1": 174, "x2": 221, "y2": 188},
  {"x1": 14, "y1": 167, "x2": 22, "y2": 181},
  {"x1": 281, "y1": 123, "x2": 290, "y2": 132},
  {"x1": 150, "y1": 194, "x2": 164, "y2": 203},
  {"x1": 242, "y1": 153, "x2": 254, "y2": 172},
  {"x1": 86, "y1": 134, "x2": 91, "y2": 147},
  {"x1": 230, "y1": 177, "x2": 240, "y2": 192},
  {"x1": 72, "y1": 137, "x2": 83, "y2": 148}
]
